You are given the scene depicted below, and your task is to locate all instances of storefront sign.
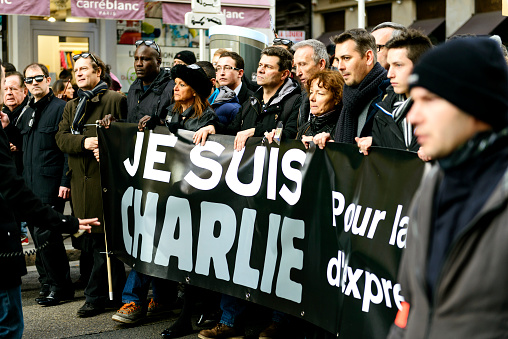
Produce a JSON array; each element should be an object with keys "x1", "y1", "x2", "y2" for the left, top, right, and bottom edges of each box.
[
  {"x1": 0, "y1": 0, "x2": 50, "y2": 16},
  {"x1": 163, "y1": 2, "x2": 269, "y2": 28},
  {"x1": 278, "y1": 30, "x2": 306, "y2": 43},
  {"x1": 99, "y1": 124, "x2": 425, "y2": 337},
  {"x1": 71, "y1": 0, "x2": 145, "y2": 20}
]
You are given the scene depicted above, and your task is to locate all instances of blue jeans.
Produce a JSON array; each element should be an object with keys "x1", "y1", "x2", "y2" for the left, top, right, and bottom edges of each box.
[
  {"x1": 220, "y1": 294, "x2": 247, "y2": 328},
  {"x1": 122, "y1": 269, "x2": 172, "y2": 306},
  {"x1": 0, "y1": 285, "x2": 23, "y2": 339},
  {"x1": 20, "y1": 222, "x2": 27, "y2": 238}
]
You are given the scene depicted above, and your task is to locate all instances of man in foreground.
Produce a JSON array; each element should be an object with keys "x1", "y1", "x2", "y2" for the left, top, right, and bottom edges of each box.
[{"x1": 388, "y1": 38, "x2": 508, "y2": 338}]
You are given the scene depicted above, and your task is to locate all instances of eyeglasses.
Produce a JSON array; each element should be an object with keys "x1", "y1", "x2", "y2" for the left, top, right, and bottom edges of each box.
[
  {"x1": 135, "y1": 40, "x2": 161, "y2": 55},
  {"x1": 73, "y1": 53, "x2": 99, "y2": 66},
  {"x1": 24, "y1": 75, "x2": 46, "y2": 84},
  {"x1": 216, "y1": 65, "x2": 241, "y2": 72},
  {"x1": 273, "y1": 38, "x2": 294, "y2": 47},
  {"x1": 376, "y1": 44, "x2": 386, "y2": 52}
]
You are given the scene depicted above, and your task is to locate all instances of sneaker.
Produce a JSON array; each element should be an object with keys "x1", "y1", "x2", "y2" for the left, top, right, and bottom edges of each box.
[
  {"x1": 21, "y1": 236, "x2": 29, "y2": 246},
  {"x1": 258, "y1": 322, "x2": 283, "y2": 339},
  {"x1": 111, "y1": 302, "x2": 145, "y2": 324},
  {"x1": 198, "y1": 323, "x2": 244, "y2": 339},
  {"x1": 147, "y1": 298, "x2": 171, "y2": 316}
]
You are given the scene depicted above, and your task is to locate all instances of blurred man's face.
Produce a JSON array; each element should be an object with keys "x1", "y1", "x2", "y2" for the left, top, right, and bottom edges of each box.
[
  {"x1": 408, "y1": 87, "x2": 489, "y2": 159},
  {"x1": 4, "y1": 75, "x2": 27, "y2": 111}
]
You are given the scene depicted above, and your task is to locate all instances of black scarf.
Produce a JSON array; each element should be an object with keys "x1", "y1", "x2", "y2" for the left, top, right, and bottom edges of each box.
[
  {"x1": 71, "y1": 81, "x2": 108, "y2": 134},
  {"x1": 334, "y1": 63, "x2": 387, "y2": 144}
]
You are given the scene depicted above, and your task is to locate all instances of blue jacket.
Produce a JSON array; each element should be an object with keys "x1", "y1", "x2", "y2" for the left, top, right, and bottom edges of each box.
[{"x1": 209, "y1": 86, "x2": 241, "y2": 125}]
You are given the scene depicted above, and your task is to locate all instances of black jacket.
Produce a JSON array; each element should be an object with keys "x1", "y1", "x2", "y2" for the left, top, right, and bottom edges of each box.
[
  {"x1": 0, "y1": 126, "x2": 79, "y2": 289},
  {"x1": 18, "y1": 90, "x2": 69, "y2": 206},
  {"x1": 296, "y1": 109, "x2": 340, "y2": 139},
  {"x1": 2, "y1": 95, "x2": 29, "y2": 174},
  {"x1": 236, "y1": 81, "x2": 254, "y2": 107},
  {"x1": 165, "y1": 104, "x2": 218, "y2": 132},
  {"x1": 127, "y1": 68, "x2": 174, "y2": 123},
  {"x1": 220, "y1": 78, "x2": 302, "y2": 140},
  {"x1": 296, "y1": 90, "x2": 311, "y2": 132}
]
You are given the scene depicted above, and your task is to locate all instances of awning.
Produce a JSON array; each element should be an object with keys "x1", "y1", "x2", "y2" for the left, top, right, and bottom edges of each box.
[
  {"x1": 452, "y1": 11, "x2": 507, "y2": 36},
  {"x1": 409, "y1": 18, "x2": 445, "y2": 36},
  {"x1": 316, "y1": 30, "x2": 343, "y2": 46},
  {"x1": 0, "y1": 0, "x2": 49, "y2": 16}
]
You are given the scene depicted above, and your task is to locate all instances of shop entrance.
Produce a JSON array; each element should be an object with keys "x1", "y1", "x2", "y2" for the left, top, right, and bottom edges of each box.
[{"x1": 31, "y1": 20, "x2": 98, "y2": 81}]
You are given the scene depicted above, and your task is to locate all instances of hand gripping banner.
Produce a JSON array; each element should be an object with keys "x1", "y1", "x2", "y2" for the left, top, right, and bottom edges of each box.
[{"x1": 98, "y1": 123, "x2": 425, "y2": 338}]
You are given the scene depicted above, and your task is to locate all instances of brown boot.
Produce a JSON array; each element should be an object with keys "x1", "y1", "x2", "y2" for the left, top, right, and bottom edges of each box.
[
  {"x1": 258, "y1": 322, "x2": 283, "y2": 339},
  {"x1": 198, "y1": 323, "x2": 244, "y2": 339}
]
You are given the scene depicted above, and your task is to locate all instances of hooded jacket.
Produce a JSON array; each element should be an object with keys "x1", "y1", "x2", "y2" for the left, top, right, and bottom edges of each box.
[
  {"x1": 209, "y1": 86, "x2": 241, "y2": 125},
  {"x1": 127, "y1": 67, "x2": 174, "y2": 123},
  {"x1": 221, "y1": 77, "x2": 302, "y2": 140}
]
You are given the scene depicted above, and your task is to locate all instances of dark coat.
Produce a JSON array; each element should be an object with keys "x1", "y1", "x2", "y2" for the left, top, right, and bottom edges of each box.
[
  {"x1": 296, "y1": 90, "x2": 311, "y2": 133},
  {"x1": 388, "y1": 146, "x2": 508, "y2": 339},
  {"x1": 220, "y1": 78, "x2": 302, "y2": 140},
  {"x1": 56, "y1": 90, "x2": 127, "y2": 233},
  {"x1": 372, "y1": 97, "x2": 419, "y2": 152},
  {"x1": 296, "y1": 110, "x2": 340, "y2": 139},
  {"x1": 19, "y1": 91, "x2": 69, "y2": 206},
  {"x1": 2, "y1": 95, "x2": 29, "y2": 175},
  {"x1": 236, "y1": 81, "x2": 254, "y2": 106},
  {"x1": 165, "y1": 104, "x2": 218, "y2": 132},
  {"x1": 0, "y1": 126, "x2": 78, "y2": 289},
  {"x1": 127, "y1": 67, "x2": 174, "y2": 123}
]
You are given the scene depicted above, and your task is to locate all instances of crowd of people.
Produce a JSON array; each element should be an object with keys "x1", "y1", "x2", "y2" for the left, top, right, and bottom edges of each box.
[{"x1": 1, "y1": 19, "x2": 508, "y2": 339}]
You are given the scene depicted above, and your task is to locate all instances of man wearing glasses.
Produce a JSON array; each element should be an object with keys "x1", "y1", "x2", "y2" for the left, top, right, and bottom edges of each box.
[
  {"x1": 56, "y1": 53, "x2": 127, "y2": 317},
  {"x1": 216, "y1": 51, "x2": 253, "y2": 106},
  {"x1": 3, "y1": 63, "x2": 75, "y2": 307},
  {"x1": 370, "y1": 22, "x2": 406, "y2": 70}
]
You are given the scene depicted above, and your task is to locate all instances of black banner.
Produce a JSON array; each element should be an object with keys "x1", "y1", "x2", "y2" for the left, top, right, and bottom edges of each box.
[{"x1": 98, "y1": 123, "x2": 424, "y2": 338}]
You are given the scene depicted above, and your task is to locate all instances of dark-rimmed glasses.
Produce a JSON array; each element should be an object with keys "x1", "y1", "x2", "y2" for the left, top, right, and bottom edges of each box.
[
  {"x1": 24, "y1": 75, "x2": 46, "y2": 84},
  {"x1": 135, "y1": 40, "x2": 161, "y2": 55},
  {"x1": 273, "y1": 38, "x2": 294, "y2": 47},
  {"x1": 216, "y1": 65, "x2": 241, "y2": 72},
  {"x1": 377, "y1": 44, "x2": 386, "y2": 52},
  {"x1": 73, "y1": 53, "x2": 99, "y2": 66}
]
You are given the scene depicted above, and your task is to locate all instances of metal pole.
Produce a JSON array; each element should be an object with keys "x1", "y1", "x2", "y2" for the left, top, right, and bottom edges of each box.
[
  {"x1": 358, "y1": 0, "x2": 365, "y2": 29},
  {"x1": 199, "y1": 28, "x2": 206, "y2": 61}
]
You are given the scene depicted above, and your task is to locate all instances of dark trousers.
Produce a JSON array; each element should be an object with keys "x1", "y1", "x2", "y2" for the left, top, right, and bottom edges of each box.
[
  {"x1": 84, "y1": 233, "x2": 126, "y2": 305},
  {"x1": 28, "y1": 201, "x2": 73, "y2": 293}
]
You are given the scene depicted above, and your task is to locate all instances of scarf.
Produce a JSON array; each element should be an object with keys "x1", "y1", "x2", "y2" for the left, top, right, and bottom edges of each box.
[
  {"x1": 71, "y1": 81, "x2": 108, "y2": 134},
  {"x1": 334, "y1": 63, "x2": 387, "y2": 144}
]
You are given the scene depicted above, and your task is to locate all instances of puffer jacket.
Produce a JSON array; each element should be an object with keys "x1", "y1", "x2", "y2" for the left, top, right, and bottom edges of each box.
[
  {"x1": 210, "y1": 86, "x2": 241, "y2": 125},
  {"x1": 165, "y1": 104, "x2": 218, "y2": 132},
  {"x1": 127, "y1": 67, "x2": 174, "y2": 123}
]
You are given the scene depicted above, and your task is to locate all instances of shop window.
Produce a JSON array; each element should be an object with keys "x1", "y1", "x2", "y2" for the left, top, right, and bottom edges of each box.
[
  {"x1": 324, "y1": 10, "x2": 345, "y2": 32},
  {"x1": 476, "y1": 0, "x2": 501, "y2": 13},
  {"x1": 417, "y1": 0, "x2": 446, "y2": 20},
  {"x1": 366, "y1": 4, "x2": 391, "y2": 30}
]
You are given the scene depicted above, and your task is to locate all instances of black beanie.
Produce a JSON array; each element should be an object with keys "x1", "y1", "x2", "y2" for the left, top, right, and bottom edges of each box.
[
  {"x1": 174, "y1": 50, "x2": 197, "y2": 65},
  {"x1": 409, "y1": 38, "x2": 508, "y2": 131},
  {"x1": 171, "y1": 64, "x2": 212, "y2": 102}
]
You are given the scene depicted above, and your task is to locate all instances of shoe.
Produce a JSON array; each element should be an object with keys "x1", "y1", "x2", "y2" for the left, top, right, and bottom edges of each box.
[
  {"x1": 111, "y1": 302, "x2": 145, "y2": 324},
  {"x1": 196, "y1": 311, "x2": 220, "y2": 327},
  {"x1": 147, "y1": 298, "x2": 171, "y2": 316},
  {"x1": 35, "y1": 285, "x2": 50, "y2": 302},
  {"x1": 77, "y1": 302, "x2": 105, "y2": 318},
  {"x1": 198, "y1": 323, "x2": 244, "y2": 339},
  {"x1": 161, "y1": 323, "x2": 193, "y2": 338},
  {"x1": 37, "y1": 290, "x2": 74, "y2": 306},
  {"x1": 258, "y1": 322, "x2": 283, "y2": 339},
  {"x1": 21, "y1": 236, "x2": 29, "y2": 246}
]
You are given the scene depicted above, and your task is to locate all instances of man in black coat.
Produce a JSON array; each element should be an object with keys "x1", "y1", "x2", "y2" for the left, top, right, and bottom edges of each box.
[
  {"x1": 126, "y1": 40, "x2": 174, "y2": 123},
  {"x1": 17, "y1": 63, "x2": 73, "y2": 306},
  {"x1": 0, "y1": 62, "x2": 96, "y2": 339}
]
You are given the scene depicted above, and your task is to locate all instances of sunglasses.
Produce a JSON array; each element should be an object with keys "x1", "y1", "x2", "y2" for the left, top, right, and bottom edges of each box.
[
  {"x1": 73, "y1": 53, "x2": 99, "y2": 66},
  {"x1": 135, "y1": 40, "x2": 161, "y2": 55},
  {"x1": 24, "y1": 75, "x2": 46, "y2": 84},
  {"x1": 273, "y1": 38, "x2": 294, "y2": 47}
]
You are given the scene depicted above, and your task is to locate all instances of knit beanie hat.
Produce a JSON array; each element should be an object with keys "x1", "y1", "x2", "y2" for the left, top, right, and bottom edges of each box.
[
  {"x1": 174, "y1": 50, "x2": 197, "y2": 65},
  {"x1": 409, "y1": 38, "x2": 508, "y2": 131},
  {"x1": 171, "y1": 64, "x2": 212, "y2": 101}
]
